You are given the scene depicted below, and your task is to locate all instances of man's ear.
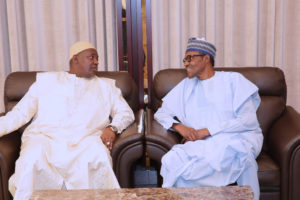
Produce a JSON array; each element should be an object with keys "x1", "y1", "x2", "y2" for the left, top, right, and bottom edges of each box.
[
  {"x1": 203, "y1": 55, "x2": 210, "y2": 64},
  {"x1": 72, "y1": 55, "x2": 79, "y2": 63}
]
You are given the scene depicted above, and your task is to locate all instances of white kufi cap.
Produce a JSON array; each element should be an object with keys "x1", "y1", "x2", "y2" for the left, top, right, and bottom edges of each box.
[{"x1": 69, "y1": 41, "x2": 96, "y2": 60}]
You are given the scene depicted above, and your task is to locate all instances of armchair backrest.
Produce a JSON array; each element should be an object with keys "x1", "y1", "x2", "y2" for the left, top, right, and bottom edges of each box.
[
  {"x1": 4, "y1": 71, "x2": 139, "y2": 113},
  {"x1": 150, "y1": 67, "x2": 287, "y2": 142}
]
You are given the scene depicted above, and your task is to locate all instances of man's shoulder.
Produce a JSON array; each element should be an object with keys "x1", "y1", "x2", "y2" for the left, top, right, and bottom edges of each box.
[
  {"x1": 216, "y1": 71, "x2": 242, "y2": 77},
  {"x1": 168, "y1": 77, "x2": 197, "y2": 94},
  {"x1": 216, "y1": 71, "x2": 248, "y2": 82},
  {"x1": 94, "y1": 76, "x2": 116, "y2": 88},
  {"x1": 97, "y1": 77, "x2": 115, "y2": 83},
  {"x1": 36, "y1": 71, "x2": 65, "y2": 82},
  {"x1": 216, "y1": 71, "x2": 258, "y2": 91},
  {"x1": 179, "y1": 77, "x2": 196, "y2": 85}
]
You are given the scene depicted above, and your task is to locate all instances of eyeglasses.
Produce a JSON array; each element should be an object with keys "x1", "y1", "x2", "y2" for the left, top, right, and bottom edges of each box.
[{"x1": 182, "y1": 54, "x2": 205, "y2": 63}]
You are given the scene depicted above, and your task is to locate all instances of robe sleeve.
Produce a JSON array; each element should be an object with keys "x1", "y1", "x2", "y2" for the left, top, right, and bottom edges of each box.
[
  {"x1": 154, "y1": 103, "x2": 182, "y2": 130},
  {"x1": 207, "y1": 74, "x2": 261, "y2": 135},
  {"x1": 154, "y1": 78, "x2": 191, "y2": 130},
  {"x1": 108, "y1": 81, "x2": 135, "y2": 133},
  {"x1": 0, "y1": 81, "x2": 38, "y2": 137}
]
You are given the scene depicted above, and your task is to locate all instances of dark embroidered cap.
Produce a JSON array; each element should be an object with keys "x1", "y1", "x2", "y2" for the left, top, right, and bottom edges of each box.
[{"x1": 186, "y1": 37, "x2": 216, "y2": 59}]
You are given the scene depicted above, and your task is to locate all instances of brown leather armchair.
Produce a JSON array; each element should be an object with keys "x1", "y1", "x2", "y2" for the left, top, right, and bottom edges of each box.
[
  {"x1": 145, "y1": 67, "x2": 300, "y2": 200},
  {"x1": 0, "y1": 71, "x2": 144, "y2": 200}
]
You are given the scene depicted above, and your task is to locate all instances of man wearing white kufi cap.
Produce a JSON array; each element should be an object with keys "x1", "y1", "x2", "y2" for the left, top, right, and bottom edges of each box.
[
  {"x1": 155, "y1": 37, "x2": 263, "y2": 200},
  {"x1": 0, "y1": 41, "x2": 134, "y2": 199}
]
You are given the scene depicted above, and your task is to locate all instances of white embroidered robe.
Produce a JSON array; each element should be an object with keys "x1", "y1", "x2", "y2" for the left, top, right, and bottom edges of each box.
[{"x1": 0, "y1": 72, "x2": 134, "y2": 199}]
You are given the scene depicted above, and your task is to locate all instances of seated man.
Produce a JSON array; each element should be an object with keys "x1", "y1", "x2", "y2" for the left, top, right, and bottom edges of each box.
[
  {"x1": 154, "y1": 37, "x2": 263, "y2": 200},
  {"x1": 0, "y1": 41, "x2": 134, "y2": 199}
]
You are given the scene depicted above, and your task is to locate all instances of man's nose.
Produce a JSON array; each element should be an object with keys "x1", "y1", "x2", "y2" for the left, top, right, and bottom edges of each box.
[{"x1": 94, "y1": 58, "x2": 99, "y2": 65}]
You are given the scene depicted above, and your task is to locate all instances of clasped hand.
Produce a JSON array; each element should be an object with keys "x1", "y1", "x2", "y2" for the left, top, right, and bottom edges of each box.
[{"x1": 172, "y1": 123, "x2": 210, "y2": 143}]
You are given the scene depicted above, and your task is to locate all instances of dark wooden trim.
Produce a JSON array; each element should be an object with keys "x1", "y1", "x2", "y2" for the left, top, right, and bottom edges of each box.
[
  {"x1": 130, "y1": 0, "x2": 138, "y2": 83},
  {"x1": 136, "y1": 0, "x2": 144, "y2": 108},
  {"x1": 116, "y1": 0, "x2": 145, "y2": 108},
  {"x1": 129, "y1": 0, "x2": 144, "y2": 108},
  {"x1": 116, "y1": 0, "x2": 124, "y2": 71},
  {"x1": 126, "y1": 0, "x2": 133, "y2": 75},
  {"x1": 146, "y1": 0, "x2": 152, "y2": 105}
]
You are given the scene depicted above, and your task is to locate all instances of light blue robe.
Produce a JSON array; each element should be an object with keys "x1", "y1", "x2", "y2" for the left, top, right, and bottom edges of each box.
[{"x1": 154, "y1": 71, "x2": 263, "y2": 200}]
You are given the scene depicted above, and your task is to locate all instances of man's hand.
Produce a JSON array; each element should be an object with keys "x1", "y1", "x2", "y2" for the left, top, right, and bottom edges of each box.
[
  {"x1": 100, "y1": 128, "x2": 116, "y2": 151},
  {"x1": 172, "y1": 123, "x2": 198, "y2": 141},
  {"x1": 195, "y1": 128, "x2": 210, "y2": 140},
  {"x1": 172, "y1": 124, "x2": 211, "y2": 143}
]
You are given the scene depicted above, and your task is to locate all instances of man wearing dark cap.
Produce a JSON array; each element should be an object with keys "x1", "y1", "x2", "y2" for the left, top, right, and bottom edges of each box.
[
  {"x1": 154, "y1": 37, "x2": 263, "y2": 200},
  {"x1": 0, "y1": 41, "x2": 134, "y2": 199}
]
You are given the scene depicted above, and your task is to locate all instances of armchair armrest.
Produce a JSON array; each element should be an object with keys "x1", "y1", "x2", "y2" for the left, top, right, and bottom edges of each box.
[
  {"x1": 268, "y1": 106, "x2": 300, "y2": 200},
  {"x1": 0, "y1": 131, "x2": 22, "y2": 200},
  {"x1": 111, "y1": 109, "x2": 145, "y2": 188},
  {"x1": 145, "y1": 109, "x2": 182, "y2": 164},
  {"x1": 111, "y1": 109, "x2": 145, "y2": 158}
]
